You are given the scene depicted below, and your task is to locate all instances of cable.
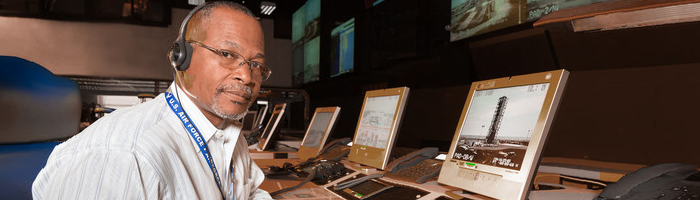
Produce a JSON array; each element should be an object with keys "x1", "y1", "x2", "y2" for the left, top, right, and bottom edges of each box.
[
  {"x1": 270, "y1": 169, "x2": 317, "y2": 197},
  {"x1": 277, "y1": 143, "x2": 299, "y2": 151},
  {"x1": 294, "y1": 157, "x2": 318, "y2": 169}
]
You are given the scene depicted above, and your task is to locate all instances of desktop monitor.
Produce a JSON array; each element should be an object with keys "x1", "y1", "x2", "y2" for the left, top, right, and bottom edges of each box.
[
  {"x1": 437, "y1": 69, "x2": 569, "y2": 200},
  {"x1": 296, "y1": 106, "x2": 342, "y2": 161},
  {"x1": 241, "y1": 110, "x2": 258, "y2": 132},
  {"x1": 254, "y1": 102, "x2": 269, "y2": 128},
  {"x1": 348, "y1": 87, "x2": 410, "y2": 170},
  {"x1": 257, "y1": 103, "x2": 287, "y2": 151}
]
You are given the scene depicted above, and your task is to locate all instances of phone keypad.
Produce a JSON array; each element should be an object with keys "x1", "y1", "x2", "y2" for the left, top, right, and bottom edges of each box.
[
  {"x1": 656, "y1": 185, "x2": 700, "y2": 200},
  {"x1": 385, "y1": 159, "x2": 442, "y2": 184}
]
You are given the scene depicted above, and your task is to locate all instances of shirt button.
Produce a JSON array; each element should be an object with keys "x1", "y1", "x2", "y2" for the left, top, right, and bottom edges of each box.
[{"x1": 215, "y1": 132, "x2": 224, "y2": 139}]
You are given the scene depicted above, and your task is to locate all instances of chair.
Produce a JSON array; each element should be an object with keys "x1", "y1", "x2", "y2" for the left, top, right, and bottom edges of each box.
[{"x1": 0, "y1": 56, "x2": 80, "y2": 199}]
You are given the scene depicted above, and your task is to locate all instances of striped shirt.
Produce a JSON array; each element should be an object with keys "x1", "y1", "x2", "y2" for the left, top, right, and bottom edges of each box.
[{"x1": 32, "y1": 83, "x2": 272, "y2": 200}]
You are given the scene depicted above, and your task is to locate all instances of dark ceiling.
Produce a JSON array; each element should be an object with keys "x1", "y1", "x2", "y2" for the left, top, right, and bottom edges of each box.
[
  {"x1": 0, "y1": 0, "x2": 355, "y2": 29},
  {"x1": 180, "y1": 0, "x2": 364, "y2": 39}
]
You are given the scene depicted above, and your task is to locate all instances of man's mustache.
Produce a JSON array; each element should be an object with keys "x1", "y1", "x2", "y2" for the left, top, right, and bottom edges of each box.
[{"x1": 215, "y1": 84, "x2": 253, "y2": 97}]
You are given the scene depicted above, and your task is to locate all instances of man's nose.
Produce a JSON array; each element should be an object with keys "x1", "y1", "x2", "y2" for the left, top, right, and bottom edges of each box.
[{"x1": 229, "y1": 61, "x2": 253, "y2": 84}]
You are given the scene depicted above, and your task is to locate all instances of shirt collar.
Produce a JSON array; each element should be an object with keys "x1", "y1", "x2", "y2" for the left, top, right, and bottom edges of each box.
[
  {"x1": 171, "y1": 83, "x2": 218, "y2": 152},
  {"x1": 169, "y1": 83, "x2": 242, "y2": 153}
]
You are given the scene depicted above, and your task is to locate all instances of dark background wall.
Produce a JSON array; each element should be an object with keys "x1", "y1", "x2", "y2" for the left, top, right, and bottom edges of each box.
[
  {"x1": 294, "y1": 0, "x2": 700, "y2": 166},
  {"x1": 3, "y1": 0, "x2": 698, "y2": 166}
]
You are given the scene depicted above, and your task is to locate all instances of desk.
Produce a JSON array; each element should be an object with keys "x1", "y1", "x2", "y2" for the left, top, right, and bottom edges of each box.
[
  {"x1": 255, "y1": 158, "x2": 487, "y2": 200},
  {"x1": 538, "y1": 157, "x2": 643, "y2": 182},
  {"x1": 249, "y1": 144, "x2": 298, "y2": 160},
  {"x1": 253, "y1": 157, "x2": 629, "y2": 199},
  {"x1": 256, "y1": 158, "x2": 345, "y2": 199}
]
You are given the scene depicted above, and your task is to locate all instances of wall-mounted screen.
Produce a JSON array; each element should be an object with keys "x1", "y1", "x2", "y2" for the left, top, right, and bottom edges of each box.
[
  {"x1": 450, "y1": 0, "x2": 526, "y2": 42},
  {"x1": 292, "y1": 4, "x2": 306, "y2": 45},
  {"x1": 292, "y1": 0, "x2": 322, "y2": 85},
  {"x1": 526, "y1": 0, "x2": 619, "y2": 21},
  {"x1": 331, "y1": 18, "x2": 355, "y2": 77},
  {"x1": 292, "y1": 4, "x2": 306, "y2": 86},
  {"x1": 303, "y1": 36, "x2": 320, "y2": 83},
  {"x1": 292, "y1": 46, "x2": 305, "y2": 86},
  {"x1": 450, "y1": 0, "x2": 623, "y2": 41},
  {"x1": 304, "y1": 0, "x2": 321, "y2": 40}
]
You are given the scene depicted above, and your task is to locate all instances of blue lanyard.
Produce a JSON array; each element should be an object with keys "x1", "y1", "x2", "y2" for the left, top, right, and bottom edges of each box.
[{"x1": 165, "y1": 92, "x2": 225, "y2": 198}]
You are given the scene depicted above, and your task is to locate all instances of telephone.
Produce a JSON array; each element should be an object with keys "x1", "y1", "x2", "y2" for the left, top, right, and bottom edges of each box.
[
  {"x1": 268, "y1": 138, "x2": 355, "y2": 197},
  {"x1": 275, "y1": 138, "x2": 352, "y2": 183},
  {"x1": 317, "y1": 137, "x2": 352, "y2": 161},
  {"x1": 329, "y1": 147, "x2": 442, "y2": 199},
  {"x1": 270, "y1": 160, "x2": 347, "y2": 197},
  {"x1": 595, "y1": 162, "x2": 700, "y2": 200},
  {"x1": 267, "y1": 138, "x2": 351, "y2": 178},
  {"x1": 383, "y1": 147, "x2": 441, "y2": 184}
]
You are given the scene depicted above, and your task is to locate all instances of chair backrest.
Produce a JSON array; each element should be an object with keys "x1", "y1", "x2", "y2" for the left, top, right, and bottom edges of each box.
[{"x1": 0, "y1": 56, "x2": 81, "y2": 143}]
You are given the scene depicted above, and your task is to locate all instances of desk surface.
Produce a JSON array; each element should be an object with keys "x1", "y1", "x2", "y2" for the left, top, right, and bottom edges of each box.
[
  {"x1": 254, "y1": 157, "x2": 635, "y2": 199},
  {"x1": 255, "y1": 158, "x2": 500, "y2": 200},
  {"x1": 257, "y1": 158, "x2": 343, "y2": 199}
]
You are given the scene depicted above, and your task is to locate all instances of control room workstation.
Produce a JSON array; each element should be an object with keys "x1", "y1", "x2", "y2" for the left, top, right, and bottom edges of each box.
[
  {"x1": 245, "y1": 69, "x2": 700, "y2": 200},
  {"x1": 3, "y1": 0, "x2": 700, "y2": 199}
]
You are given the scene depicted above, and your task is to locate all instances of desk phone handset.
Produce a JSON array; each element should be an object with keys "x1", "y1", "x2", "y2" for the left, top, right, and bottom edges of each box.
[
  {"x1": 595, "y1": 163, "x2": 700, "y2": 200},
  {"x1": 269, "y1": 138, "x2": 353, "y2": 198},
  {"x1": 283, "y1": 137, "x2": 351, "y2": 181},
  {"x1": 317, "y1": 137, "x2": 352, "y2": 161},
  {"x1": 384, "y1": 147, "x2": 442, "y2": 184},
  {"x1": 270, "y1": 160, "x2": 347, "y2": 198}
]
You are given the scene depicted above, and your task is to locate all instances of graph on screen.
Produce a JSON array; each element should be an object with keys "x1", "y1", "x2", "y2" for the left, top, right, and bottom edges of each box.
[{"x1": 354, "y1": 95, "x2": 400, "y2": 149}]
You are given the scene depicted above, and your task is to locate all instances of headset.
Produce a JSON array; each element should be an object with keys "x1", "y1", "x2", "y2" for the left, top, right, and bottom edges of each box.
[
  {"x1": 169, "y1": 3, "x2": 209, "y2": 71},
  {"x1": 169, "y1": 3, "x2": 212, "y2": 100}
]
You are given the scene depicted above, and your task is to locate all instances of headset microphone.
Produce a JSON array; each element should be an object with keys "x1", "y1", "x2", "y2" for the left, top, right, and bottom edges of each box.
[{"x1": 175, "y1": 72, "x2": 199, "y2": 100}]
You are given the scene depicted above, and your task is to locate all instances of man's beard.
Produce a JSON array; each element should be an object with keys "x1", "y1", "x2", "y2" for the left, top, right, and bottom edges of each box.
[{"x1": 211, "y1": 84, "x2": 254, "y2": 121}]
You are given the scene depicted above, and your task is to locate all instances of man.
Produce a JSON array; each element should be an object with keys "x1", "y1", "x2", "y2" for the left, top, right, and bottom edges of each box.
[{"x1": 32, "y1": 2, "x2": 273, "y2": 199}]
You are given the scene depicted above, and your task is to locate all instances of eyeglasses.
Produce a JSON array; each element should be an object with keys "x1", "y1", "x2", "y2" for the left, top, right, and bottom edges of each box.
[{"x1": 189, "y1": 41, "x2": 272, "y2": 81}]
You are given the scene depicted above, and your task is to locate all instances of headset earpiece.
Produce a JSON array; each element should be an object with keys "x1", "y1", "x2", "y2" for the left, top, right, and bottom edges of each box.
[
  {"x1": 171, "y1": 3, "x2": 207, "y2": 71},
  {"x1": 171, "y1": 40, "x2": 193, "y2": 71}
]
